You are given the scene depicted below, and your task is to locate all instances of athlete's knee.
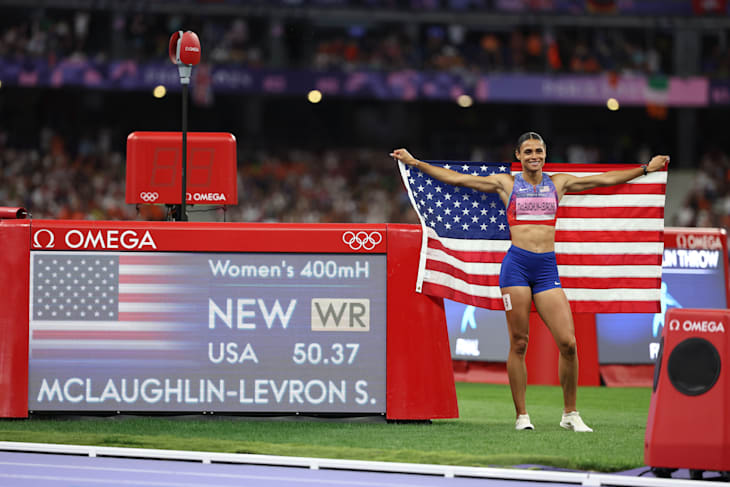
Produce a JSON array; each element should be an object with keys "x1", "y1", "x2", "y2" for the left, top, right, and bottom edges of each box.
[
  {"x1": 510, "y1": 333, "x2": 529, "y2": 356},
  {"x1": 557, "y1": 337, "x2": 577, "y2": 358}
]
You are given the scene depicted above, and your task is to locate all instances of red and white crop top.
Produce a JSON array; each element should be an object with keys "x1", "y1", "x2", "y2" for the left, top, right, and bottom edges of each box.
[{"x1": 506, "y1": 173, "x2": 559, "y2": 227}]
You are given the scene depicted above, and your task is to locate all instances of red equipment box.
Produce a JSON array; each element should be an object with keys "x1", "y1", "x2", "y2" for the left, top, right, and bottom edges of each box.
[
  {"x1": 126, "y1": 132, "x2": 237, "y2": 205},
  {"x1": 645, "y1": 307, "x2": 730, "y2": 474}
]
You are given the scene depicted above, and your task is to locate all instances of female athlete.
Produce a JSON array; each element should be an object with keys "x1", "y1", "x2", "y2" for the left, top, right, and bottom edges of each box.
[{"x1": 391, "y1": 132, "x2": 669, "y2": 432}]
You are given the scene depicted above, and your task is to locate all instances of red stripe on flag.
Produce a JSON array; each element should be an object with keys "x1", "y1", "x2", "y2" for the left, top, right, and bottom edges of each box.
[
  {"x1": 119, "y1": 275, "x2": 203, "y2": 284},
  {"x1": 425, "y1": 260, "x2": 501, "y2": 286},
  {"x1": 530, "y1": 162, "x2": 645, "y2": 172},
  {"x1": 556, "y1": 254, "x2": 662, "y2": 266},
  {"x1": 570, "y1": 184, "x2": 666, "y2": 196},
  {"x1": 557, "y1": 207, "x2": 664, "y2": 218},
  {"x1": 421, "y1": 282, "x2": 503, "y2": 309},
  {"x1": 32, "y1": 330, "x2": 174, "y2": 340},
  {"x1": 118, "y1": 312, "x2": 193, "y2": 321},
  {"x1": 427, "y1": 238, "x2": 506, "y2": 263},
  {"x1": 119, "y1": 255, "x2": 190, "y2": 265},
  {"x1": 425, "y1": 262, "x2": 660, "y2": 288},
  {"x1": 559, "y1": 276, "x2": 661, "y2": 289},
  {"x1": 555, "y1": 230, "x2": 663, "y2": 242},
  {"x1": 569, "y1": 300, "x2": 660, "y2": 314},
  {"x1": 31, "y1": 349, "x2": 191, "y2": 360},
  {"x1": 118, "y1": 293, "x2": 198, "y2": 302}
]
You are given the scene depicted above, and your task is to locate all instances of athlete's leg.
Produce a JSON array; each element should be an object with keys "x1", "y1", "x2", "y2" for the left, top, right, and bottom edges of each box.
[
  {"x1": 532, "y1": 288, "x2": 578, "y2": 412},
  {"x1": 501, "y1": 285, "x2": 533, "y2": 416}
]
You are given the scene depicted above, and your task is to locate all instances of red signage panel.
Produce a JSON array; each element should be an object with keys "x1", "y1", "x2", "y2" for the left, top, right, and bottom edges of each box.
[
  {"x1": 29, "y1": 220, "x2": 387, "y2": 253},
  {"x1": 126, "y1": 132, "x2": 237, "y2": 205},
  {"x1": 1, "y1": 220, "x2": 458, "y2": 419}
]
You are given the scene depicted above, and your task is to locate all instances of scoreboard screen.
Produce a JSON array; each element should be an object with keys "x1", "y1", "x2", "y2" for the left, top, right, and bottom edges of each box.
[
  {"x1": 445, "y1": 301, "x2": 509, "y2": 362},
  {"x1": 28, "y1": 251, "x2": 386, "y2": 413},
  {"x1": 595, "y1": 228, "x2": 729, "y2": 364}
]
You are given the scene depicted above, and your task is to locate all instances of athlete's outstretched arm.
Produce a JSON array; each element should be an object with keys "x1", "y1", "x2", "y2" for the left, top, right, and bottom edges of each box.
[
  {"x1": 390, "y1": 148, "x2": 510, "y2": 194},
  {"x1": 554, "y1": 155, "x2": 669, "y2": 194}
]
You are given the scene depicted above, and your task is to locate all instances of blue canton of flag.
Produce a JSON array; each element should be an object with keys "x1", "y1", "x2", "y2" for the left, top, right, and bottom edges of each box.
[
  {"x1": 404, "y1": 161, "x2": 510, "y2": 240},
  {"x1": 33, "y1": 255, "x2": 119, "y2": 321},
  {"x1": 398, "y1": 160, "x2": 512, "y2": 309}
]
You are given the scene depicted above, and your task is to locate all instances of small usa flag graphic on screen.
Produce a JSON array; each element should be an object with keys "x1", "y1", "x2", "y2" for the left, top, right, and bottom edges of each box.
[
  {"x1": 34, "y1": 255, "x2": 119, "y2": 320},
  {"x1": 30, "y1": 253, "x2": 201, "y2": 361}
]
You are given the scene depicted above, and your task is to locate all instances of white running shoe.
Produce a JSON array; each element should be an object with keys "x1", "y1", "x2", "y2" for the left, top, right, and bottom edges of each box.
[
  {"x1": 515, "y1": 414, "x2": 534, "y2": 430},
  {"x1": 560, "y1": 411, "x2": 593, "y2": 432}
]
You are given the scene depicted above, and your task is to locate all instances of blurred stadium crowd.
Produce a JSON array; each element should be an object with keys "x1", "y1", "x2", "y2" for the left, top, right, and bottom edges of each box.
[
  {"x1": 0, "y1": 0, "x2": 729, "y2": 229},
  {"x1": 0, "y1": 5, "x2": 716, "y2": 76},
  {"x1": 675, "y1": 148, "x2": 730, "y2": 230},
  {"x1": 0, "y1": 132, "x2": 414, "y2": 223}
]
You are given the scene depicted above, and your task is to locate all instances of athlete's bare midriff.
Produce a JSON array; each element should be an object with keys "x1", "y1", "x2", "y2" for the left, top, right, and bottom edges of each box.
[{"x1": 509, "y1": 224, "x2": 556, "y2": 253}]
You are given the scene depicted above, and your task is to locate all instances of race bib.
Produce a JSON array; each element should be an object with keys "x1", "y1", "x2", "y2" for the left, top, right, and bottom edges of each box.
[{"x1": 515, "y1": 196, "x2": 556, "y2": 220}]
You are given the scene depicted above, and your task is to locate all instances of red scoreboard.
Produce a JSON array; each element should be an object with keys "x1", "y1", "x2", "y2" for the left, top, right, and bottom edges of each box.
[
  {"x1": 126, "y1": 132, "x2": 237, "y2": 206},
  {"x1": 0, "y1": 216, "x2": 458, "y2": 420}
]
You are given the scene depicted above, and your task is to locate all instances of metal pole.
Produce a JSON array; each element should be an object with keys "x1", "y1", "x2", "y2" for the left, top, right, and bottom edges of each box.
[{"x1": 180, "y1": 82, "x2": 189, "y2": 221}]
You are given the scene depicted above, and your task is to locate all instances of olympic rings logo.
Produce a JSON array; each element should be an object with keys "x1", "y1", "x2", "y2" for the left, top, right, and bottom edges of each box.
[
  {"x1": 139, "y1": 192, "x2": 159, "y2": 203},
  {"x1": 342, "y1": 231, "x2": 382, "y2": 251}
]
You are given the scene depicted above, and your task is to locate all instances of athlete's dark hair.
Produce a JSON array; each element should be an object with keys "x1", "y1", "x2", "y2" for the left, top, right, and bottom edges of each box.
[{"x1": 516, "y1": 132, "x2": 545, "y2": 153}]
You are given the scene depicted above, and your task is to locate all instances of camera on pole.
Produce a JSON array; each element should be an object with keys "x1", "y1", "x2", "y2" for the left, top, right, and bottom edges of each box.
[{"x1": 168, "y1": 30, "x2": 201, "y2": 221}]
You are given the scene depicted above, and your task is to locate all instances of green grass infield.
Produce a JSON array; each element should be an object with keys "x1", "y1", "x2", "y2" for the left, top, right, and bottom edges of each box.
[{"x1": 0, "y1": 383, "x2": 652, "y2": 473}]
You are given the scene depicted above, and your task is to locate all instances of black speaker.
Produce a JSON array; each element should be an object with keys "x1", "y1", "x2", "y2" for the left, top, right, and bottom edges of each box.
[{"x1": 645, "y1": 308, "x2": 729, "y2": 474}]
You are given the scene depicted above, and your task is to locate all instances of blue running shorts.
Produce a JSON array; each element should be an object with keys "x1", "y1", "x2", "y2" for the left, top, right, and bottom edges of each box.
[{"x1": 498, "y1": 245, "x2": 561, "y2": 294}]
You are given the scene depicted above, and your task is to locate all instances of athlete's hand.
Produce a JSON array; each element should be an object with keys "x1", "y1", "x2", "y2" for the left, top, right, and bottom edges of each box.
[
  {"x1": 647, "y1": 155, "x2": 670, "y2": 173},
  {"x1": 390, "y1": 148, "x2": 418, "y2": 167}
]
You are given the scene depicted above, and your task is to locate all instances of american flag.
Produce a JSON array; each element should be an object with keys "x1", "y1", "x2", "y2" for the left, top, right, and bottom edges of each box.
[
  {"x1": 399, "y1": 161, "x2": 666, "y2": 313},
  {"x1": 30, "y1": 252, "x2": 202, "y2": 361}
]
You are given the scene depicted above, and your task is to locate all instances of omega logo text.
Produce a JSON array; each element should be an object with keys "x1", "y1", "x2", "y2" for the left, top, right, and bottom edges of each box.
[
  {"x1": 675, "y1": 233, "x2": 722, "y2": 250},
  {"x1": 33, "y1": 229, "x2": 157, "y2": 250},
  {"x1": 672, "y1": 319, "x2": 726, "y2": 333},
  {"x1": 187, "y1": 192, "x2": 227, "y2": 203}
]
